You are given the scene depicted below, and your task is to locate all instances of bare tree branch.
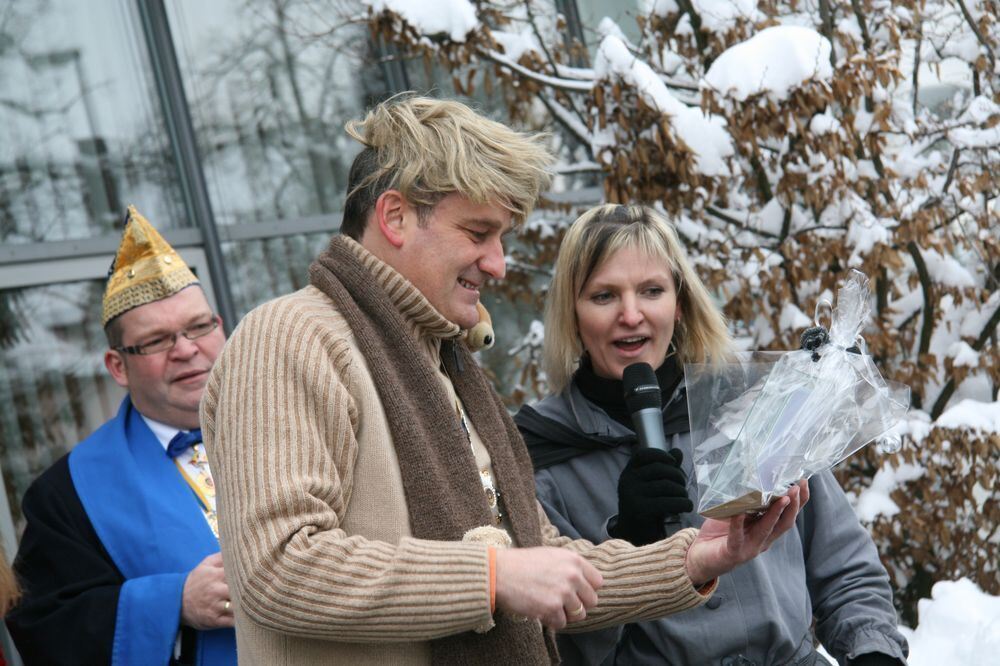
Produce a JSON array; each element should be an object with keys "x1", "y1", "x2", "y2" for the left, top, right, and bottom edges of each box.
[
  {"x1": 912, "y1": 12, "x2": 923, "y2": 115},
  {"x1": 476, "y1": 47, "x2": 594, "y2": 91},
  {"x1": 919, "y1": 148, "x2": 961, "y2": 211},
  {"x1": 955, "y1": 0, "x2": 997, "y2": 69},
  {"x1": 850, "y1": 0, "x2": 874, "y2": 53},
  {"x1": 705, "y1": 206, "x2": 781, "y2": 240},
  {"x1": 674, "y1": 0, "x2": 709, "y2": 59},
  {"x1": 931, "y1": 299, "x2": 1000, "y2": 418},
  {"x1": 536, "y1": 92, "x2": 592, "y2": 146},
  {"x1": 748, "y1": 153, "x2": 774, "y2": 202},
  {"x1": 907, "y1": 240, "x2": 935, "y2": 364},
  {"x1": 522, "y1": 0, "x2": 589, "y2": 128},
  {"x1": 818, "y1": 0, "x2": 837, "y2": 68}
]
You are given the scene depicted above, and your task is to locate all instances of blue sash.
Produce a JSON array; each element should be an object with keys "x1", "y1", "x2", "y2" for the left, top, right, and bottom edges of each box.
[{"x1": 69, "y1": 397, "x2": 236, "y2": 666}]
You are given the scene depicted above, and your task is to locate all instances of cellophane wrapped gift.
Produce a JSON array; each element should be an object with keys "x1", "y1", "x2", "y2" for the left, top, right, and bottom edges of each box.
[{"x1": 685, "y1": 271, "x2": 910, "y2": 519}]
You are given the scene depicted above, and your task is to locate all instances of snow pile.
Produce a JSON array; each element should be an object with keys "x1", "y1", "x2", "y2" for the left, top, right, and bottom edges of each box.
[
  {"x1": 809, "y1": 109, "x2": 842, "y2": 135},
  {"x1": 935, "y1": 399, "x2": 1000, "y2": 433},
  {"x1": 596, "y1": 17, "x2": 631, "y2": 45},
  {"x1": 703, "y1": 25, "x2": 833, "y2": 100},
  {"x1": 509, "y1": 319, "x2": 545, "y2": 357},
  {"x1": 491, "y1": 28, "x2": 541, "y2": 62},
  {"x1": 949, "y1": 125, "x2": 1000, "y2": 150},
  {"x1": 689, "y1": 0, "x2": 760, "y2": 32},
  {"x1": 960, "y1": 292, "x2": 1000, "y2": 339},
  {"x1": 647, "y1": 0, "x2": 680, "y2": 14},
  {"x1": 919, "y1": 247, "x2": 977, "y2": 288},
  {"x1": 948, "y1": 341, "x2": 980, "y2": 367},
  {"x1": 779, "y1": 302, "x2": 811, "y2": 332},
  {"x1": 891, "y1": 411, "x2": 934, "y2": 444},
  {"x1": 846, "y1": 218, "x2": 893, "y2": 266},
  {"x1": 960, "y1": 95, "x2": 1000, "y2": 124},
  {"x1": 595, "y1": 35, "x2": 733, "y2": 176},
  {"x1": 365, "y1": 0, "x2": 478, "y2": 42},
  {"x1": 648, "y1": 0, "x2": 759, "y2": 31},
  {"x1": 901, "y1": 579, "x2": 1000, "y2": 665},
  {"x1": 854, "y1": 460, "x2": 926, "y2": 522},
  {"x1": 820, "y1": 578, "x2": 1000, "y2": 664}
]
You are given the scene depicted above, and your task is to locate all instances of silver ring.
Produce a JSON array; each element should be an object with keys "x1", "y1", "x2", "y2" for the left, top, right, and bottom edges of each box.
[{"x1": 224, "y1": 600, "x2": 231, "y2": 612}]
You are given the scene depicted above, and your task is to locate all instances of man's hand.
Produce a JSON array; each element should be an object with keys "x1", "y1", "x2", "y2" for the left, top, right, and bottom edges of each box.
[
  {"x1": 181, "y1": 552, "x2": 234, "y2": 630},
  {"x1": 494, "y1": 547, "x2": 604, "y2": 629},
  {"x1": 686, "y1": 480, "x2": 810, "y2": 586}
]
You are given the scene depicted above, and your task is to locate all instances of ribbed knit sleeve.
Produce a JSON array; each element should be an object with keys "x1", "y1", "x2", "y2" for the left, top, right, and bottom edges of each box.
[
  {"x1": 536, "y1": 504, "x2": 714, "y2": 632},
  {"x1": 200, "y1": 291, "x2": 493, "y2": 642}
]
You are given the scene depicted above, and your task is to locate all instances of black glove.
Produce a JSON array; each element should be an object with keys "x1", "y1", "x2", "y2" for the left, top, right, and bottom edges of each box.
[
  {"x1": 850, "y1": 654, "x2": 904, "y2": 666},
  {"x1": 608, "y1": 447, "x2": 693, "y2": 546}
]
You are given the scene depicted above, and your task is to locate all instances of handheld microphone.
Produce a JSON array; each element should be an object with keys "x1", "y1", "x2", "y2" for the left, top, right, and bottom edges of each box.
[
  {"x1": 622, "y1": 362, "x2": 668, "y2": 452},
  {"x1": 623, "y1": 361, "x2": 683, "y2": 529}
]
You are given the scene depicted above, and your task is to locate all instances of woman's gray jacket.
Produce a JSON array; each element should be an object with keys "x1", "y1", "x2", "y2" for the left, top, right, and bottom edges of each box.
[{"x1": 517, "y1": 381, "x2": 907, "y2": 666}]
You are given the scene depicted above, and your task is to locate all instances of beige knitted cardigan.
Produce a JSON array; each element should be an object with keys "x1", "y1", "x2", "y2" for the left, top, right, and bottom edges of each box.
[{"x1": 201, "y1": 238, "x2": 712, "y2": 665}]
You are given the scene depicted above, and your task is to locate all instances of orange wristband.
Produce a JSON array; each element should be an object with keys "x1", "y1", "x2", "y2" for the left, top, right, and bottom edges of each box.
[{"x1": 488, "y1": 546, "x2": 497, "y2": 613}]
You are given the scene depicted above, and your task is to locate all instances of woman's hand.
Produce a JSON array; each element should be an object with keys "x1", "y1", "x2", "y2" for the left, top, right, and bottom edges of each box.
[
  {"x1": 609, "y1": 447, "x2": 693, "y2": 546},
  {"x1": 685, "y1": 480, "x2": 810, "y2": 587}
]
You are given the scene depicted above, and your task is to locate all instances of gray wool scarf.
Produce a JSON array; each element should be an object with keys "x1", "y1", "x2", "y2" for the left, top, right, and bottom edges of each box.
[{"x1": 309, "y1": 235, "x2": 558, "y2": 665}]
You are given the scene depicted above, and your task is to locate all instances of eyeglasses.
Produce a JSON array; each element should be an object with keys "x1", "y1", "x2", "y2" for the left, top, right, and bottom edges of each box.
[{"x1": 114, "y1": 315, "x2": 221, "y2": 355}]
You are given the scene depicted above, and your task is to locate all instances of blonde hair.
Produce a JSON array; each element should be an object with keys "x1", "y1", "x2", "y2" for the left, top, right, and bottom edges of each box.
[
  {"x1": 543, "y1": 204, "x2": 732, "y2": 393},
  {"x1": 340, "y1": 95, "x2": 554, "y2": 239}
]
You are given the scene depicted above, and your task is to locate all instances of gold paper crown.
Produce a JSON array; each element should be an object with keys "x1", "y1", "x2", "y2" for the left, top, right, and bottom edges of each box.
[{"x1": 101, "y1": 205, "x2": 199, "y2": 326}]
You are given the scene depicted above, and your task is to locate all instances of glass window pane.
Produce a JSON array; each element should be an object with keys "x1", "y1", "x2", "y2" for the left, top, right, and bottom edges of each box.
[
  {"x1": 0, "y1": 0, "x2": 188, "y2": 244},
  {"x1": 0, "y1": 282, "x2": 126, "y2": 528},
  {"x1": 399, "y1": 60, "x2": 510, "y2": 117},
  {"x1": 167, "y1": 0, "x2": 389, "y2": 225},
  {"x1": 223, "y1": 232, "x2": 333, "y2": 318},
  {"x1": 575, "y1": 0, "x2": 643, "y2": 47}
]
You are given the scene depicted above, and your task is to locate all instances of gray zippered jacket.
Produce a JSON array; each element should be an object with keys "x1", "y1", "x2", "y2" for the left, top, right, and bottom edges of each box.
[{"x1": 518, "y1": 381, "x2": 907, "y2": 666}]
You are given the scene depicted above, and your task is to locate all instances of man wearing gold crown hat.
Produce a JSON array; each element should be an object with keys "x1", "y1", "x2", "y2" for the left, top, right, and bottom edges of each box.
[{"x1": 6, "y1": 207, "x2": 237, "y2": 665}]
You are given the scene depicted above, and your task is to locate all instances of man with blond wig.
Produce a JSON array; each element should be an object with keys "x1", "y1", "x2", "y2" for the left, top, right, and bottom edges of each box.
[{"x1": 202, "y1": 96, "x2": 807, "y2": 665}]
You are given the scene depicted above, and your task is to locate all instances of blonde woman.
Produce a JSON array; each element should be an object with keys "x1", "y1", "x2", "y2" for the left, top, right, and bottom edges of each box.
[{"x1": 516, "y1": 204, "x2": 906, "y2": 666}]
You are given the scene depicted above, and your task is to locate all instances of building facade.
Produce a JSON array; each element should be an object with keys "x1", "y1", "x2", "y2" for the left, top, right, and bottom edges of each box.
[{"x1": 0, "y1": 0, "x2": 631, "y2": 566}]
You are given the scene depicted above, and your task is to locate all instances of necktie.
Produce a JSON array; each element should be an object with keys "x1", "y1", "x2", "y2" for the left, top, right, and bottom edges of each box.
[
  {"x1": 166, "y1": 429, "x2": 218, "y2": 537},
  {"x1": 167, "y1": 428, "x2": 203, "y2": 458}
]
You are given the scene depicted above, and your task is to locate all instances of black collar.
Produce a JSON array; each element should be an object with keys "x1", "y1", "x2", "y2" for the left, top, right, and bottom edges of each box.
[
  {"x1": 517, "y1": 355, "x2": 690, "y2": 471},
  {"x1": 574, "y1": 354, "x2": 684, "y2": 430}
]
